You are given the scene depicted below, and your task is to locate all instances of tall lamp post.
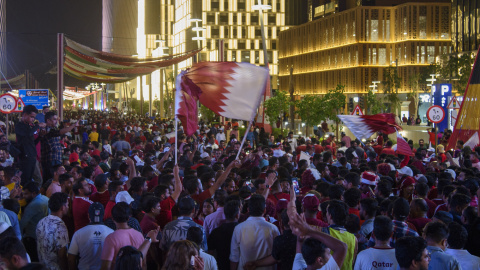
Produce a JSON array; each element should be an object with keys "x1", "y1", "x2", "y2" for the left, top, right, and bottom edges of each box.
[
  {"x1": 426, "y1": 74, "x2": 437, "y2": 150},
  {"x1": 189, "y1": 18, "x2": 205, "y2": 62}
]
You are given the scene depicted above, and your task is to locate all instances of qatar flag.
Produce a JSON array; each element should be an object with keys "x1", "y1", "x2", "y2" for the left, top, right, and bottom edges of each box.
[
  {"x1": 337, "y1": 113, "x2": 402, "y2": 140},
  {"x1": 182, "y1": 62, "x2": 269, "y2": 121},
  {"x1": 396, "y1": 130, "x2": 413, "y2": 156},
  {"x1": 175, "y1": 70, "x2": 202, "y2": 136}
]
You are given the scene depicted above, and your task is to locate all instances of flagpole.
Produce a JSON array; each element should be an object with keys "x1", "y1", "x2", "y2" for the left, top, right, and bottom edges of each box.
[
  {"x1": 175, "y1": 118, "x2": 178, "y2": 165},
  {"x1": 236, "y1": 121, "x2": 253, "y2": 160}
]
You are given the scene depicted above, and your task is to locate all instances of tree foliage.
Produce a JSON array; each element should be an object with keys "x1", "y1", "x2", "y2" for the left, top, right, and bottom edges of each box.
[
  {"x1": 322, "y1": 85, "x2": 346, "y2": 138},
  {"x1": 199, "y1": 104, "x2": 216, "y2": 122},
  {"x1": 264, "y1": 91, "x2": 290, "y2": 128},
  {"x1": 366, "y1": 89, "x2": 384, "y2": 115},
  {"x1": 437, "y1": 53, "x2": 474, "y2": 95},
  {"x1": 295, "y1": 95, "x2": 324, "y2": 136},
  {"x1": 382, "y1": 65, "x2": 402, "y2": 115}
]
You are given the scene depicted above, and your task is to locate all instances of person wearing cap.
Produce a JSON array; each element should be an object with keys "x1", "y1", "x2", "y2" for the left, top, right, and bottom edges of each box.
[
  {"x1": 302, "y1": 193, "x2": 328, "y2": 227},
  {"x1": 36, "y1": 192, "x2": 70, "y2": 270},
  {"x1": 160, "y1": 196, "x2": 208, "y2": 252},
  {"x1": 359, "y1": 171, "x2": 379, "y2": 199},
  {"x1": 72, "y1": 178, "x2": 93, "y2": 232},
  {"x1": 68, "y1": 203, "x2": 114, "y2": 270},
  {"x1": 398, "y1": 176, "x2": 416, "y2": 203}
]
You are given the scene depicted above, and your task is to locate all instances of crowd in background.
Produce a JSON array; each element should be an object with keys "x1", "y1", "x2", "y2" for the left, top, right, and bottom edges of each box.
[{"x1": 0, "y1": 105, "x2": 479, "y2": 270}]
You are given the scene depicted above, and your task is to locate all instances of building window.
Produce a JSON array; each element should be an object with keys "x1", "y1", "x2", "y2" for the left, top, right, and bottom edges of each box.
[
  {"x1": 211, "y1": 1, "x2": 219, "y2": 10},
  {"x1": 241, "y1": 51, "x2": 250, "y2": 62},
  {"x1": 220, "y1": 14, "x2": 228, "y2": 24},
  {"x1": 238, "y1": 41, "x2": 246, "y2": 49},
  {"x1": 212, "y1": 27, "x2": 220, "y2": 37},
  {"x1": 207, "y1": 14, "x2": 215, "y2": 23},
  {"x1": 251, "y1": 14, "x2": 258, "y2": 25},
  {"x1": 238, "y1": 2, "x2": 245, "y2": 11},
  {"x1": 268, "y1": 14, "x2": 276, "y2": 25}
]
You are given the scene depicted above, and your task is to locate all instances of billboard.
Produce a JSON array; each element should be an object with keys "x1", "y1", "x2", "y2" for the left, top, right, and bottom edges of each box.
[{"x1": 18, "y1": 89, "x2": 49, "y2": 110}]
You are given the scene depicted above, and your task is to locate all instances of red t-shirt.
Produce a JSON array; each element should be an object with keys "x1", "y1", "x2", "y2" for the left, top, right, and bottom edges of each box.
[
  {"x1": 156, "y1": 196, "x2": 175, "y2": 229},
  {"x1": 147, "y1": 176, "x2": 158, "y2": 192},
  {"x1": 104, "y1": 200, "x2": 116, "y2": 221},
  {"x1": 140, "y1": 214, "x2": 159, "y2": 235},
  {"x1": 305, "y1": 217, "x2": 328, "y2": 227},
  {"x1": 349, "y1": 208, "x2": 361, "y2": 219},
  {"x1": 191, "y1": 189, "x2": 212, "y2": 205},
  {"x1": 89, "y1": 190, "x2": 110, "y2": 209},
  {"x1": 72, "y1": 197, "x2": 93, "y2": 232}
]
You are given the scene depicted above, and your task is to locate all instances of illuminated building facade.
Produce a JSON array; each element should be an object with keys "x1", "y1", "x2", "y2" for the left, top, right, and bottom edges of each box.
[
  {"x1": 173, "y1": 0, "x2": 289, "y2": 83},
  {"x1": 0, "y1": 0, "x2": 6, "y2": 79},
  {"x1": 451, "y1": 0, "x2": 480, "y2": 53},
  {"x1": 278, "y1": 2, "x2": 452, "y2": 95}
]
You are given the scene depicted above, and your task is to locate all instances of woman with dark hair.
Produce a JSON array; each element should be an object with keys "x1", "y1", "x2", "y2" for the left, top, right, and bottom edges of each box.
[
  {"x1": 114, "y1": 246, "x2": 143, "y2": 270},
  {"x1": 162, "y1": 240, "x2": 203, "y2": 270},
  {"x1": 194, "y1": 198, "x2": 215, "y2": 225}
]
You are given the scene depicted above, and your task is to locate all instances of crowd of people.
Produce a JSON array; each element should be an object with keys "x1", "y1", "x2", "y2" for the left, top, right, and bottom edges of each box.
[{"x1": 0, "y1": 104, "x2": 479, "y2": 270}]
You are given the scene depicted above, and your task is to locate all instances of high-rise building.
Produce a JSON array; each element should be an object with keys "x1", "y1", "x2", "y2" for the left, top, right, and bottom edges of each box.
[
  {"x1": 278, "y1": 2, "x2": 451, "y2": 96},
  {"x1": 0, "y1": 0, "x2": 6, "y2": 79},
  {"x1": 451, "y1": 0, "x2": 480, "y2": 53},
  {"x1": 173, "y1": 0, "x2": 289, "y2": 86}
]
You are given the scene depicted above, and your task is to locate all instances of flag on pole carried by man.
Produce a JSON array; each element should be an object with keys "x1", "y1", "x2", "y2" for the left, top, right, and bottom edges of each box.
[
  {"x1": 174, "y1": 70, "x2": 202, "y2": 136},
  {"x1": 337, "y1": 113, "x2": 402, "y2": 140},
  {"x1": 180, "y1": 62, "x2": 269, "y2": 121}
]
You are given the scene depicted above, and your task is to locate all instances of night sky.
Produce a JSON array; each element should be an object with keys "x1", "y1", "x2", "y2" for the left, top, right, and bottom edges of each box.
[{"x1": 6, "y1": 0, "x2": 102, "y2": 89}]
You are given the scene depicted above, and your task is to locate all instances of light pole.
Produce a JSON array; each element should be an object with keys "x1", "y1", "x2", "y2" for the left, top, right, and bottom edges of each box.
[
  {"x1": 252, "y1": 0, "x2": 272, "y2": 66},
  {"x1": 189, "y1": 18, "x2": 205, "y2": 62}
]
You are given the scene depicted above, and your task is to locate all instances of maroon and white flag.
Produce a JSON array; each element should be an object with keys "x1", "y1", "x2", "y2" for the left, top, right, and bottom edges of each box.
[
  {"x1": 396, "y1": 130, "x2": 413, "y2": 156},
  {"x1": 182, "y1": 62, "x2": 269, "y2": 121},
  {"x1": 175, "y1": 70, "x2": 202, "y2": 136},
  {"x1": 337, "y1": 113, "x2": 402, "y2": 140}
]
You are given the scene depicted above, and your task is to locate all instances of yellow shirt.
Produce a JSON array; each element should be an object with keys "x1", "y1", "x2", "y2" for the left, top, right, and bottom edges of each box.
[
  {"x1": 5, "y1": 182, "x2": 26, "y2": 219},
  {"x1": 89, "y1": 131, "x2": 99, "y2": 142}
]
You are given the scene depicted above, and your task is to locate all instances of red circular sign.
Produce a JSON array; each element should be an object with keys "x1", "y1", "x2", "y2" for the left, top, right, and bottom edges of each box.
[{"x1": 426, "y1": 105, "x2": 445, "y2": 124}]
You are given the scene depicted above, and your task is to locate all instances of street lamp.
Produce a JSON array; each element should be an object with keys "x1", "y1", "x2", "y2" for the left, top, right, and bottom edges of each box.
[
  {"x1": 189, "y1": 18, "x2": 205, "y2": 61},
  {"x1": 369, "y1": 81, "x2": 381, "y2": 93},
  {"x1": 252, "y1": 0, "x2": 271, "y2": 66}
]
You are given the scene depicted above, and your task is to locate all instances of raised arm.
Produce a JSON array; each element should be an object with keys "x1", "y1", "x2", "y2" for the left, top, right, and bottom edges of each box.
[
  {"x1": 171, "y1": 164, "x2": 183, "y2": 203},
  {"x1": 209, "y1": 159, "x2": 240, "y2": 195},
  {"x1": 124, "y1": 157, "x2": 137, "y2": 190},
  {"x1": 290, "y1": 213, "x2": 348, "y2": 268}
]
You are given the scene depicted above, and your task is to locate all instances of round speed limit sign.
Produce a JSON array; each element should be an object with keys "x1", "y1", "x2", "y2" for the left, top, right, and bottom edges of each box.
[
  {"x1": 427, "y1": 105, "x2": 445, "y2": 124},
  {"x1": 0, "y1": 93, "x2": 17, "y2": 114}
]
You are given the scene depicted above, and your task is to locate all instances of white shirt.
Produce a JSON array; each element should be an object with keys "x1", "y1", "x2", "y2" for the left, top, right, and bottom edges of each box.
[
  {"x1": 216, "y1": 132, "x2": 226, "y2": 142},
  {"x1": 354, "y1": 247, "x2": 398, "y2": 270},
  {"x1": 292, "y1": 253, "x2": 340, "y2": 270},
  {"x1": 68, "y1": 224, "x2": 114, "y2": 270},
  {"x1": 445, "y1": 248, "x2": 480, "y2": 270},
  {"x1": 230, "y1": 216, "x2": 280, "y2": 270},
  {"x1": 200, "y1": 250, "x2": 218, "y2": 270}
]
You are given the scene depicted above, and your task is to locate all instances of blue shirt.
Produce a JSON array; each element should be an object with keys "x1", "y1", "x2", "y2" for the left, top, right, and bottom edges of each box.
[
  {"x1": 426, "y1": 246, "x2": 462, "y2": 270},
  {"x1": 20, "y1": 194, "x2": 49, "y2": 239},
  {"x1": 0, "y1": 207, "x2": 21, "y2": 240}
]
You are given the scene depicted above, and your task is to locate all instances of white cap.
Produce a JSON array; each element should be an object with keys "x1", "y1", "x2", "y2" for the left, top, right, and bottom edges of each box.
[
  {"x1": 115, "y1": 191, "x2": 134, "y2": 205},
  {"x1": 397, "y1": 166, "x2": 413, "y2": 177}
]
